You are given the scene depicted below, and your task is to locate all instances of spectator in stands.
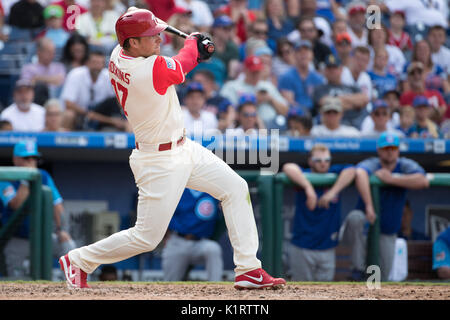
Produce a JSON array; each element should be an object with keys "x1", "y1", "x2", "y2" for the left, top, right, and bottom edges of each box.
[
  {"x1": 192, "y1": 70, "x2": 236, "y2": 132},
  {"x1": 210, "y1": 15, "x2": 240, "y2": 80},
  {"x1": 0, "y1": 79, "x2": 45, "y2": 132},
  {"x1": 75, "y1": 0, "x2": 120, "y2": 51},
  {"x1": 361, "y1": 99, "x2": 404, "y2": 137},
  {"x1": 288, "y1": 17, "x2": 332, "y2": 70},
  {"x1": 432, "y1": 227, "x2": 450, "y2": 280},
  {"x1": 0, "y1": 140, "x2": 76, "y2": 279},
  {"x1": 283, "y1": 143, "x2": 356, "y2": 281},
  {"x1": 340, "y1": 131, "x2": 429, "y2": 281},
  {"x1": 8, "y1": 0, "x2": 44, "y2": 31},
  {"x1": 334, "y1": 32, "x2": 353, "y2": 67},
  {"x1": 20, "y1": 37, "x2": 66, "y2": 105},
  {"x1": 387, "y1": 10, "x2": 412, "y2": 53},
  {"x1": 161, "y1": 188, "x2": 223, "y2": 281},
  {"x1": 264, "y1": 0, "x2": 295, "y2": 43},
  {"x1": 368, "y1": 47, "x2": 398, "y2": 99},
  {"x1": 215, "y1": 0, "x2": 257, "y2": 44},
  {"x1": 368, "y1": 26, "x2": 406, "y2": 79},
  {"x1": 298, "y1": 0, "x2": 334, "y2": 47},
  {"x1": 0, "y1": 120, "x2": 13, "y2": 131},
  {"x1": 61, "y1": 33, "x2": 90, "y2": 72},
  {"x1": 52, "y1": 0, "x2": 87, "y2": 32},
  {"x1": 311, "y1": 97, "x2": 360, "y2": 137},
  {"x1": 176, "y1": 0, "x2": 214, "y2": 31},
  {"x1": 403, "y1": 40, "x2": 450, "y2": 96},
  {"x1": 220, "y1": 55, "x2": 289, "y2": 130},
  {"x1": 408, "y1": 95, "x2": 441, "y2": 138},
  {"x1": 341, "y1": 46, "x2": 374, "y2": 103},
  {"x1": 254, "y1": 45, "x2": 277, "y2": 85},
  {"x1": 272, "y1": 37, "x2": 296, "y2": 78},
  {"x1": 427, "y1": 25, "x2": 450, "y2": 76},
  {"x1": 312, "y1": 54, "x2": 369, "y2": 128},
  {"x1": 86, "y1": 97, "x2": 130, "y2": 132},
  {"x1": 400, "y1": 61, "x2": 448, "y2": 124},
  {"x1": 278, "y1": 40, "x2": 326, "y2": 115},
  {"x1": 345, "y1": 1, "x2": 367, "y2": 48},
  {"x1": 226, "y1": 93, "x2": 264, "y2": 136},
  {"x1": 43, "y1": 99, "x2": 69, "y2": 132},
  {"x1": 384, "y1": 0, "x2": 448, "y2": 29},
  {"x1": 37, "y1": 4, "x2": 70, "y2": 49},
  {"x1": 60, "y1": 50, "x2": 115, "y2": 130},
  {"x1": 240, "y1": 18, "x2": 273, "y2": 60},
  {"x1": 286, "y1": 109, "x2": 312, "y2": 137},
  {"x1": 396, "y1": 105, "x2": 416, "y2": 137},
  {"x1": 182, "y1": 82, "x2": 218, "y2": 136}
]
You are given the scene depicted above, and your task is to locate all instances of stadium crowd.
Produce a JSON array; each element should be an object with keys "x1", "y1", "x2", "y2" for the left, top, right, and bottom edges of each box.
[
  {"x1": 0, "y1": 0, "x2": 449, "y2": 138},
  {"x1": 0, "y1": 0, "x2": 449, "y2": 282}
]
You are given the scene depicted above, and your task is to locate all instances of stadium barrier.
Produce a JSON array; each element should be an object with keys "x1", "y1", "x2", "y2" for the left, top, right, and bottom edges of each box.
[
  {"x1": 273, "y1": 172, "x2": 450, "y2": 278},
  {"x1": 0, "y1": 167, "x2": 53, "y2": 280}
]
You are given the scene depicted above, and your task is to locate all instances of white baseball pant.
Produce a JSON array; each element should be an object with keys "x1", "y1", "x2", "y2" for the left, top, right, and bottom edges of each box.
[{"x1": 68, "y1": 138, "x2": 262, "y2": 276}]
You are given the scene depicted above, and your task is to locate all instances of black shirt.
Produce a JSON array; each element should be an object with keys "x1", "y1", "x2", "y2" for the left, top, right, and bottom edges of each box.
[{"x1": 8, "y1": 0, "x2": 44, "y2": 29}]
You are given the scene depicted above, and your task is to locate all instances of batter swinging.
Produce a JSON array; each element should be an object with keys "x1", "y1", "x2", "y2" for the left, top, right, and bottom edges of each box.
[{"x1": 59, "y1": 7, "x2": 285, "y2": 290}]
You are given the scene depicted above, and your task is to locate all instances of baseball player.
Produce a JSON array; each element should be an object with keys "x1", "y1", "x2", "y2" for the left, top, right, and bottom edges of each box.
[{"x1": 59, "y1": 7, "x2": 285, "y2": 290}]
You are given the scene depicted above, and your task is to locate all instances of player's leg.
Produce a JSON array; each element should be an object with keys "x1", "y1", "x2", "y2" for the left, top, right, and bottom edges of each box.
[
  {"x1": 379, "y1": 234, "x2": 397, "y2": 281},
  {"x1": 288, "y1": 243, "x2": 315, "y2": 281},
  {"x1": 161, "y1": 234, "x2": 194, "y2": 281},
  {"x1": 67, "y1": 148, "x2": 192, "y2": 275},
  {"x1": 315, "y1": 248, "x2": 336, "y2": 282},
  {"x1": 191, "y1": 239, "x2": 223, "y2": 281}
]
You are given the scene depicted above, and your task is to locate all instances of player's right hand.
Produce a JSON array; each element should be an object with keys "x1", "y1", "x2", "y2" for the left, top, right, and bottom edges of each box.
[
  {"x1": 365, "y1": 205, "x2": 377, "y2": 225},
  {"x1": 305, "y1": 188, "x2": 317, "y2": 211},
  {"x1": 188, "y1": 32, "x2": 214, "y2": 62}
]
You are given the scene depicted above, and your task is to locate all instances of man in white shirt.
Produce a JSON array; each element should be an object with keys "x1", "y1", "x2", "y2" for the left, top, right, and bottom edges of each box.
[
  {"x1": 384, "y1": 0, "x2": 448, "y2": 28},
  {"x1": 346, "y1": 1, "x2": 368, "y2": 48},
  {"x1": 60, "y1": 50, "x2": 115, "y2": 130},
  {"x1": 361, "y1": 99, "x2": 404, "y2": 137},
  {"x1": 175, "y1": 0, "x2": 213, "y2": 30},
  {"x1": 311, "y1": 97, "x2": 360, "y2": 137},
  {"x1": 0, "y1": 79, "x2": 45, "y2": 132},
  {"x1": 182, "y1": 82, "x2": 218, "y2": 136},
  {"x1": 341, "y1": 46, "x2": 374, "y2": 101},
  {"x1": 427, "y1": 25, "x2": 450, "y2": 75}
]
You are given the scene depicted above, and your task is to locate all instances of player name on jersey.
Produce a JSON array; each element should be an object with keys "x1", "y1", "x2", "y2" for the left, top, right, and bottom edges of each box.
[{"x1": 109, "y1": 61, "x2": 131, "y2": 85}]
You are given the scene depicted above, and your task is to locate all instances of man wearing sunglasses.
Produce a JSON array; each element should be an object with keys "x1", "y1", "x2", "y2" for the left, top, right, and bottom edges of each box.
[
  {"x1": 361, "y1": 99, "x2": 404, "y2": 137},
  {"x1": 0, "y1": 140, "x2": 76, "y2": 278},
  {"x1": 283, "y1": 144, "x2": 356, "y2": 281},
  {"x1": 340, "y1": 131, "x2": 429, "y2": 281}
]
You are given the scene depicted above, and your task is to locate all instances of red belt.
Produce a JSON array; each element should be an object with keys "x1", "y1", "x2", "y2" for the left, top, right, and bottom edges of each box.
[{"x1": 135, "y1": 135, "x2": 185, "y2": 152}]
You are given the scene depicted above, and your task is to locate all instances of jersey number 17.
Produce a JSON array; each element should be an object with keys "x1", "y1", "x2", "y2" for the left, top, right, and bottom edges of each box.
[{"x1": 111, "y1": 79, "x2": 128, "y2": 116}]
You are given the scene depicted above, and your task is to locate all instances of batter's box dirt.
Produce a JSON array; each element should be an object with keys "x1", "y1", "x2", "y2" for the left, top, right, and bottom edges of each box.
[{"x1": 0, "y1": 281, "x2": 448, "y2": 300}]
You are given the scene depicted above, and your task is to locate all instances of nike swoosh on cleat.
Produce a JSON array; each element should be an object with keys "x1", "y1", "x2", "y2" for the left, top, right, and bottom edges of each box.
[{"x1": 244, "y1": 274, "x2": 263, "y2": 282}]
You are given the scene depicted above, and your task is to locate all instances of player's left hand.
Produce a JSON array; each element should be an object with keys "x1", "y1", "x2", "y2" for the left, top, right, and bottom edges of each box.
[
  {"x1": 189, "y1": 32, "x2": 214, "y2": 62},
  {"x1": 375, "y1": 168, "x2": 393, "y2": 184},
  {"x1": 317, "y1": 190, "x2": 336, "y2": 209}
]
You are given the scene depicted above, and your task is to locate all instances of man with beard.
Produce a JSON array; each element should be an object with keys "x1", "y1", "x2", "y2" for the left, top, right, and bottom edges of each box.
[{"x1": 340, "y1": 132, "x2": 429, "y2": 281}]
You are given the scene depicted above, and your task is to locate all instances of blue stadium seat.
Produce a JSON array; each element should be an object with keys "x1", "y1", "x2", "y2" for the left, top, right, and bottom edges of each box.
[
  {"x1": 7, "y1": 26, "x2": 33, "y2": 42},
  {"x1": 0, "y1": 74, "x2": 19, "y2": 109}
]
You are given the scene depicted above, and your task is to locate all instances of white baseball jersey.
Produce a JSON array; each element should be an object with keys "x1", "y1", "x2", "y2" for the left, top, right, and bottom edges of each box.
[{"x1": 108, "y1": 45, "x2": 186, "y2": 144}]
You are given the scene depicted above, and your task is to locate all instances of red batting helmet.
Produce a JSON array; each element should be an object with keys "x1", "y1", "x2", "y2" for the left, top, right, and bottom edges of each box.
[{"x1": 115, "y1": 8, "x2": 168, "y2": 47}]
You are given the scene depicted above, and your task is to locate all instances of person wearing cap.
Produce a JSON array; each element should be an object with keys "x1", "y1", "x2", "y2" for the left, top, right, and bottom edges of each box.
[
  {"x1": 226, "y1": 93, "x2": 264, "y2": 136},
  {"x1": 75, "y1": 0, "x2": 120, "y2": 50},
  {"x1": 278, "y1": 39, "x2": 325, "y2": 114},
  {"x1": 220, "y1": 55, "x2": 289, "y2": 129},
  {"x1": 182, "y1": 81, "x2": 218, "y2": 135},
  {"x1": 0, "y1": 140, "x2": 76, "y2": 279},
  {"x1": 312, "y1": 54, "x2": 369, "y2": 128},
  {"x1": 345, "y1": 1, "x2": 367, "y2": 48},
  {"x1": 254, "y1": 45, "x2": 275, "y2": 84},
  {"x1": 20, "y1": 37, "x2": 66, "y2": 104},
  {"x1": 311, "y1": 97, "x2": 360, "y2": 137},
  {"x1": 283, "y1": 144, "x2": 356, "y2": 281},
  {"x1": 0, "y1": 79, "x2": 45, "y2": 132},
  {"x1": 387, "y1": 10, "x2": 412, "y2": 53},
  {"x1": 361, "y1": 99, "x2": 404, "y2": 137},
  {"x1": 408, "y1": 95, "x2": 441, "y2": 138},
  {"x1": 210, "y1": 15, "x2": 240, "y2": 79},
  {"x1": 340, "y1": 131, "x2": 429, "y2": 281},
  {"x1": 333, "y1": 32, "x2": 352, "y2": 67},
  {"x1": 399, "y1": 61, "x2": 447, "y2": 124},
  {"x1": 37, "y1": 4, "x2": 70, "y2": 49}
]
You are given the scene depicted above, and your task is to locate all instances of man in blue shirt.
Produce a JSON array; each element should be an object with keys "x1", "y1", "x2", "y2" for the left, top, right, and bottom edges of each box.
[
  {"x1": 432, "y1": 227, "x2": 450, "y2": 280},
  {"x1": 278, "y1": 40, "x2": 326, "y2": 115},
  {"x1": 161, "y1": 188, "x2": 223, "y2": 281},
  {"x1": 282, "y1": 144, "x2": 355, "y2": 281},
  {"x1": 0, "y1": 140, "x2": 75, "y2": 278},
  {"x1": 340, "y1": 132, "x2": 429, "y2": 281}
]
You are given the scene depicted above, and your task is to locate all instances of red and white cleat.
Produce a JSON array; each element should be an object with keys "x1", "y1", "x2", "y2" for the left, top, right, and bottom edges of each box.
[
  {"x1": 234, "y1": 268, "x2": 286, "y2": 290},
  {"x1": 59, "y1": 254, "x2": 90, "y2": 289}
]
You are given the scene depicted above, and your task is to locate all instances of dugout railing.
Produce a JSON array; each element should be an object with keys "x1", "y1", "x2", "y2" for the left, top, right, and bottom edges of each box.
[
  {"x1": 272, "y1": 172, "x2": 450, "y2": 278},
  {"x1": 0, "y1": 167, "x2": 53, "y2": 280}
]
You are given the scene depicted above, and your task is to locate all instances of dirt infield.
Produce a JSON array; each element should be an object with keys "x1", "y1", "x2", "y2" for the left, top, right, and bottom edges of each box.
[{"x1": 0, "y1": 281, "x2": 449, "y2": 300}]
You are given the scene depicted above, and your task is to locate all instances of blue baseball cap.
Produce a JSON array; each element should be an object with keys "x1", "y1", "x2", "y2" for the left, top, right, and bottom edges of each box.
[
  {"x1": 212, "y1": 15, "x2": 233, "y2": 28},
  {"x1": 413, "y1": 95, "x2": 430, "y2": 108},
  {"x1": 238, "y1": 93, "x2": 257, "y2": 106},
  {"x1": 294, "y1": 39, "x2": 312, "y2": 50},
  {"x1": 254, "y1": 46, "x2": 273, "y2": 57},
  {"x1": 186, "y1": 81, "x2": 204, "y2": 94},
  {"x1": 13, "y1": 140, "x2": 41, "y2": 157},
  {"x1": 371, "y1": 99, "x2": 388, "y2": 112},
  {"x1": 377, "y1": 131, "x2": 400, "y2": 149},
  {"x1": 324, "y1": 54, "x2": 341, "y2": 67}
]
